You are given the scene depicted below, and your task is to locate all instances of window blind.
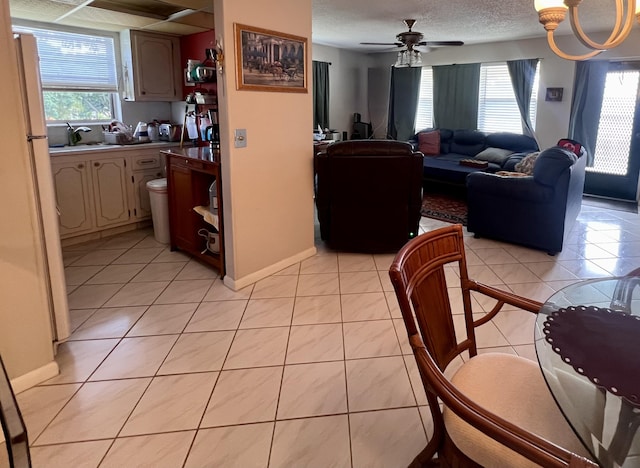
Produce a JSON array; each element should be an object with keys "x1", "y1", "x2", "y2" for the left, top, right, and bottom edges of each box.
[
  {"x1": 477, "y1": 63, "x2": 539, "y2": 134},
  {"x1": 415, "y1": 67, "x2": 433, "y2": 130},
  {"x1": 22, "y1": 28, "x2": 118, "y2": 91}
]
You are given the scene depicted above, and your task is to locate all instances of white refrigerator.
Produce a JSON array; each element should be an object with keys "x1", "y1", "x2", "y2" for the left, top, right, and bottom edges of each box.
[{"x1": 13, "y1": 33, "x2": 70, "y2": 344}]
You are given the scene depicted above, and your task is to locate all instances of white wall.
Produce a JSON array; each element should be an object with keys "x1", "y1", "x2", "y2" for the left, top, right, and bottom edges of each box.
[
  {"x1": 0, "y1": 3, "x2": 56, "y2": 380},
  {"x1": 312, "y1": 44, "x2": 372, "y2": 138},
  {"x1": 368, "y1": 30, "x2": 640, "y2": 149},
  {"x1": 215, "y1": 0, "x2": 315, "y2": 289}
]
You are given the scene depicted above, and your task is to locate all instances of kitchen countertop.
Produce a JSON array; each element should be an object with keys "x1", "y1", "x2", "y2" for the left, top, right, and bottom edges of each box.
[
  {"x1": 49, "y1": 141, "x2": 180, "y2": 156},
  {"x1": 162, "y1": 146, "x2": 219, "y2": 163}
]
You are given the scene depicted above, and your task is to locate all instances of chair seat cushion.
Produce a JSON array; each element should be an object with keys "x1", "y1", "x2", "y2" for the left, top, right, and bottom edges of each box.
[{"x1": 443, "y1": 353, "x2": 593, "y2": 468}]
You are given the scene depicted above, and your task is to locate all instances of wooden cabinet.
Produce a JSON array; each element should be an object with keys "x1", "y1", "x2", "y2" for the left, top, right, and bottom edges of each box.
[
  {"x1": 165, "y1": 149, "x2": 225, "y2": 276},
  {"x1": 129, "y1": 152, "x2": 163, "y2": 220},
  {"x1": 91, "y1": 158, "x2": 129, "y2": 227},
  {"x1": 121, "y1": 30, "x2": 181, "y2": 102},
  {"x1": 51, "y1": 160, "x2": 94, "y2": 236}
]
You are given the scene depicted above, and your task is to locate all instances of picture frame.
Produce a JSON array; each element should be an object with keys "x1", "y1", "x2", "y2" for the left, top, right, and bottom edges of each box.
[
  {"x1": 545, "y1": 87, "x2": 564, "y2": 102},
  {"x1": 234, "y1": 23, "x2": 307, "y2": 93}
]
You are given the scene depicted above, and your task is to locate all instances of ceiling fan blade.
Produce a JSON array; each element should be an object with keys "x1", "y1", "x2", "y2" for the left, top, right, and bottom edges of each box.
[
  {"x1": 360, "y1": 42, "x2": 402, "y2": 46},
  {"x1": 421, "y1": 40, "x2": 464, "y2": 47}
]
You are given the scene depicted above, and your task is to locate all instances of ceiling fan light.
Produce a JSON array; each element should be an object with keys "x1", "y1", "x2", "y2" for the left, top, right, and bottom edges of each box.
[{"x1": 534, "y1": 0, "x2": 567, "y2": 12}]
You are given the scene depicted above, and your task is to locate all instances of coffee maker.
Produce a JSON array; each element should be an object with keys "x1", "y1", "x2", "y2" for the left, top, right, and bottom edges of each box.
[{"x1": 205, "y1": 124, "x2": 220, "y2": 160}]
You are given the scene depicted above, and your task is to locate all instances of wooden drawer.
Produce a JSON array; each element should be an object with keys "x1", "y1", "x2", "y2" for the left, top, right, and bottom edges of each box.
[{"x1": 131, "y1": 153, "x2": 161, "y2": 171}]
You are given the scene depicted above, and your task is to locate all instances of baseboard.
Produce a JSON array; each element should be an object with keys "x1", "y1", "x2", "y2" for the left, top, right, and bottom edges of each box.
[
  {"x1": 224, "y1": 247, "x2": 317, "y2": 291},
  {"x1": 10, "y1": 361, "x2": 59, "y2": 394}
]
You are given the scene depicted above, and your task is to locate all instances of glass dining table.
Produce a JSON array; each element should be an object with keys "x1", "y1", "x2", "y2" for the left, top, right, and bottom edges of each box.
[{"x1": 535, "y1": 277, "x2": 640, "y2": 468}]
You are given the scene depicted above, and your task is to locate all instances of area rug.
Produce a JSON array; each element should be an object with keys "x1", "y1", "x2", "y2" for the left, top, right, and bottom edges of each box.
[{"x1": 421, "y1": 192, "x2": 468, "y2": 225}]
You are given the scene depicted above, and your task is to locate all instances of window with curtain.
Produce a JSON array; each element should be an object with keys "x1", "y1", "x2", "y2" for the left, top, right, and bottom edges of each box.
[
  {"x1": 415, "y1": 66, "x2": 433, "y2": 130},
  {"x1": 16, "y1": 27, "x2": 118, "y2": 123},
  {"x1": 477, "y1": 62, "x2": 539, "y2": 133}
]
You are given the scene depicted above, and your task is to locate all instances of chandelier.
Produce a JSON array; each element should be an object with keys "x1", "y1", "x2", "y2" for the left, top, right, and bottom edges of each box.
[
  {"x1": 394, "y1": 49, "x2": 422, "y2": 68},
  {"x1": 534, "y1": 0, "x2": 640, "y2": 60}
]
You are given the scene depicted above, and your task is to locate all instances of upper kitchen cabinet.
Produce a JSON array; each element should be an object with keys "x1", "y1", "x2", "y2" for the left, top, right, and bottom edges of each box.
[{"x1": 121, "y1": 30, "x2": 182, "y2": 102}]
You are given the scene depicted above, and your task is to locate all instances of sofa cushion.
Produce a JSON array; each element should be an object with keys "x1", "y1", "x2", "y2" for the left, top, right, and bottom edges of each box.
[
  {"x1": 327, "y1": 140, "x2": 413, "y2": 156},
  {"x1": 515, "y1": 152, "x2": 540, "y2": 175},
  {"x1": 450, "y1": 130, "x2": 486, "y2": 157},
  {"x1": 418, "y1": 130, "x2": 441, "y2": 156},
  {"x1": 486, "y1": 132, "x2": 539, "y2": 153},
  {"x1": 475, "y1": 147, "x2": 515, "y2": 165},
  {"x1": 439, "y1": 128, "x2": 454, "y2": 154},
  {"x1": 533, "y1": 147, "x2": 577, "y2": 186}
]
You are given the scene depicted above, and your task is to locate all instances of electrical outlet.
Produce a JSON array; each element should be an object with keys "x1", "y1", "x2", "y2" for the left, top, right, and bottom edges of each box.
[{"x1": 234, "y1": 129, "x2": 247, "y2": 148}]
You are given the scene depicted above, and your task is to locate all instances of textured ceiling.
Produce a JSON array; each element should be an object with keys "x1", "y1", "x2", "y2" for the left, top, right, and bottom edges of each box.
[{"x1": 9, "y1": 0, "x2": 624, "y2": 45}]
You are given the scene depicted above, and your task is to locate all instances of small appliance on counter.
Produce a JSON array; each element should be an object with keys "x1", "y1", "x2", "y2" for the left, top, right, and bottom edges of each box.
[{"x1": 158, "y1": 123, "x2": 182, "y2": 142}]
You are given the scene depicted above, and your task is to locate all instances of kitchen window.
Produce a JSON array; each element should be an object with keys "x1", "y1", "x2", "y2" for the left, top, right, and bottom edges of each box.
[{"x1": 15, "y1": 27, "x2": 119, "y2": 123}]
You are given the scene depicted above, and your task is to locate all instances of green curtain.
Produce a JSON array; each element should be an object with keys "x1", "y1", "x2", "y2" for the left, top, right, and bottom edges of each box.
[
  {"x1": 569, "y1": 61, "x2": 608, "y2": 167},
  {"x1": 313, "y1": 61, "x2": 330, "y2": 129},
  {"x1": 387, "y1": 66, "x2": 422, "y2": 140},
  {"x1": 433, "y1": 63, "x2": 480, "y2": 129},
  {"x1": 507, "y1": 59, "x2": 539, "y2": 139}
]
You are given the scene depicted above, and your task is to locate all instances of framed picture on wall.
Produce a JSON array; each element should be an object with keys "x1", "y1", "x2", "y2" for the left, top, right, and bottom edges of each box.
[
  {"x1": 545, "y1": 87, "x2": 564, "y2": 102},
  {"x1": 234, "y1": 23, "x2": 308, "y2": 93}
]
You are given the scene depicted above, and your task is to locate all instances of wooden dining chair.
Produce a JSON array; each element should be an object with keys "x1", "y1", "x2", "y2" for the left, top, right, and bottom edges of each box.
[
  {"x1": 388, "y1": 225, "x2": 598, "y2": 468},
  {"x1": 0, "y1": 355, "x2": 31, "y2": 468}
]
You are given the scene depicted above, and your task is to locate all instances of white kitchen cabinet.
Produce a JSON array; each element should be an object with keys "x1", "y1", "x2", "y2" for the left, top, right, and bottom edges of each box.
[
  {"x1": 129, "y1": 152, "x2": 163, "y2": 220},
  {"x1": 51, "y1": 160, "x2": 94, "y2": 236},
  {"x1": 91, "y1": 158, "x2": 130, "y2": 227},
  {"x1": 121, "y1": 30, "x2": 181, "y2": 102}
]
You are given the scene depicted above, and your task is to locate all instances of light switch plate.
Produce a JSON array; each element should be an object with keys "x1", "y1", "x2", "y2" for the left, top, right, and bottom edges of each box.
[{"x1": 234, "y1": 129, "x2": 247, "y2": 148}]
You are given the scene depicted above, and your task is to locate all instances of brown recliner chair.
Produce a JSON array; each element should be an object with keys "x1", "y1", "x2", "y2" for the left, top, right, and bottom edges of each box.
[{"x1": 314, "y1": 140, "x2": 424, "y2": 252}]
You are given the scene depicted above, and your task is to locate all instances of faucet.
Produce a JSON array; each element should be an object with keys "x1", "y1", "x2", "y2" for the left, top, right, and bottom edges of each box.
[{"x1": 66, "y1": 123, "x2": 92, "y2": 146}]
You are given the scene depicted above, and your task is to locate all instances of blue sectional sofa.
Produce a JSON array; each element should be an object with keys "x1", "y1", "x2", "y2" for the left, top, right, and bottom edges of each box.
[
  {"x1": 411, "y1": 128, "x2": 539, "y2": 186},
  {"x1": 466, "y1": 146, "x2": 587, "y2": 254}
]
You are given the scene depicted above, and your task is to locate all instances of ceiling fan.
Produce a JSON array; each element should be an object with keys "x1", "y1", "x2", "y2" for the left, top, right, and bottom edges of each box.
[{"x1": 361, "y1": 19, "x2": 464, "y2": 51}]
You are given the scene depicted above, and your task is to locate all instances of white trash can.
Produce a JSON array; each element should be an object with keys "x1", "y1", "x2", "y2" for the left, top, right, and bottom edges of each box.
[{"x1": 146, "y1": 178, "x2": 170, "y2": 244}]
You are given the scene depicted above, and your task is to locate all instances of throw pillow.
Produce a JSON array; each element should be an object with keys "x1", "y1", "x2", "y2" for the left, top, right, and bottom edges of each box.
[
  {"x1": 475, "y1": 147, "x2": 515, "y2": 164},
  {"x1": 515, "y1": 152, "x2": 540, "y2": 175},
  {"x1": 418, "y1": 130, "x2": 440, "y2": 156},
  {"x1": 496, "y1": 171, "x2": 529, "y2": 178}
]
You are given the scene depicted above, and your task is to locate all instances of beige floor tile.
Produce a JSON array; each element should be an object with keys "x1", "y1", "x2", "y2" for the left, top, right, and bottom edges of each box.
[
  {"x1": 35, "y1": 379, "x2": 150, "y2": 444},
  {"x1": 239, "y1": 298, "x2": 295, "y2": 328},
  {"x1": 111, "y1": 248, "x2": 163, "y2": 264},
  {"x1": 508, "y1": 282, "x2": 557, "y2": 303},
  {"x1": 473, "y1": 248, "x2": 520, "y2": 265},
  {"x1": 466, "y1": 265, "x2": 504, "y2": 286},
  {"x1": 251, "y1": 275, "x2": 298, "y2": 298},
  {"x1": 70, "y1": 306, "x2": 147, "y2": 340},
  {"x1": 385, "y1": 291, "x2": 402, "y2": 318},
  {"x1": 373, "y1": 253, "x2": 397, "y2": 271},
  {"x1": 120, "y1": 373, "x2": 218, "y2": 435},
  {"x1": 277, "y1": 361, "x2": 347, "y2": 419},
  {"x1": 131, "y1": 236, "x2": 166, "y2": 249},
  {"x1": 419, "y1": 406, "x2": 436, "y2": 441},
  {"x1": 127, "y1": 303, "x2": 197, "y2": 336},
  {"x1": 154, "y1": 279, "x2": 214, "y2": 304},
  {"x1": 491, "y1": 309, "x2": 537, "y2": 345},
  {"x1": 338, "y1": 253, "x2": 376, "y2": 272},
  {"x1": 203, "y1": 279, "x2": 254, "y2": 301},
  {"x1": 286, "y1": 323, "x2": 344, "y2": 364},
  {"x1": 71, "y1": 249, "x2": 127, "y2": 266},
  {"x1": 201, "y1": 366, "x2": 282, "y2": 427},
  {"x1": 341, "y1": 292, "x2": 390, "y2": 321},
  {"x1": 378, "y1": 270, "x2": 394, "y2": 291},
  {"x1": 30, "y1": 440, "x2": 112, "y2": 468},
  {"x1": 62, "y1": 251, "x2": 85, "y2": 266},
  {"x1": 130, "y1": 262, "x2": 186, "y2": 282},
  {"x1": 68, "y1": 284, "x2": 123, "y2": 309},
  {"x1": 185, "y1": 300, "x2": 247, "y2": 332},
  {"x1": 300, "y1": 254, "x2": 338, "y2": 274},
  {"x1": 339, "y1": 271, "x2": 383, "y2": 294},
  {"x1": 65, "y1": 265, "x2": 104, "y2": 286},
  {"x1": 274, "y1": 263, "x2": 300, "y2": 276},
  {"x1": 343, "y1": 320, "x2": 401, "y2": 359},
  {"x1": 89, "y1": 335, "x2": 178, "y2": 380},
  {"x1": 296, "y1": 272, "x2": 340, "y2": 296},
  {"x1": 269, "y1": 415, "x2": 351, "y2": 468},
  {"x1": 103, "y1": 281, "x2": 169, "y2": 307},
  {"x1": 453, "y1": 314, "x2": 509, "y2": 348},
  {"x1": 84, "y1": 264, "x2": 145, "y2": 285},
  {"x1": 68, "y1": 308, "x2": 97, "y2": 332},
  {"x1": 292, "y1": 295, "x2": 342, "y2": 324},
  {"x1": 393, "y1": 318, "x2": 412, "y2": 355},
  {"x1": 16, "y1": 384, "x2": 81, "y2": 440},
  {"x1": 185, "y1": 423, "x2": 273, "y2": 468},
  {"x1": 175, "y1": 259, "x2": 219, "y2": 280},
  {"x1": 346, "y1": 356, "x2": 415, "y2": 412},
  {"x1": 557, "y1": 259, "x2": 612, "y2": 279},
  {"x1": 100, "y1": 232, "x2": 147, "y2": 250},
  {"x1": 44, "y1": 339, "x2": 119, "y2": 384},
  {"x1": 350, "y1": 407, "x2": 427, "y2": 468},
  {"x1": 513, "y1": 343, "x2": 537, "y2": 361},
  {"x1": 403, "y1": 355, "x2": 427, "y2": 406},
  {"x1": 223, "y1": 327, "x2": 289, "y2": 369},
  {"x1": 158, "y1": 331, "x2": 235, "y2": 374},
  {"x1": 524, "y1": 262, "x2": 580, "y2": 281},
  {"x1": 152, "y1": 249, "x2": 192, "y2": 263},
  {"x1": 490, "y1": 263, "x2": 542, "y2": 284},
  {"x1": 100, "y1": 431, "x2": 195, "y2": 468}
]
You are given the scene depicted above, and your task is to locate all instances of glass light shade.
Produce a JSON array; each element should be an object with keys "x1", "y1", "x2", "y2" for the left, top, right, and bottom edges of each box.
[{"x1": 534, "y1": 0, "x2": 568, "y2": 11}]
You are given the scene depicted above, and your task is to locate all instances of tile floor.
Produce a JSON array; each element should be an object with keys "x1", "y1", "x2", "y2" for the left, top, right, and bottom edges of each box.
[{"x1": 11, "y1": 203, "x2": 640, "y2": 468}]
